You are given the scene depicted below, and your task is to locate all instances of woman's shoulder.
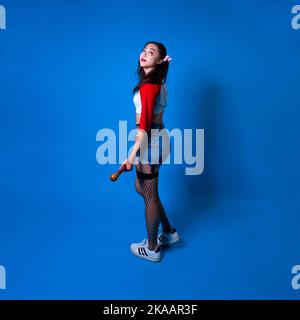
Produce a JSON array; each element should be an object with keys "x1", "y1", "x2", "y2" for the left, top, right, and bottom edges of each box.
[{"x1": 140, "y1": 82, "x2": 162, "y2": 94}]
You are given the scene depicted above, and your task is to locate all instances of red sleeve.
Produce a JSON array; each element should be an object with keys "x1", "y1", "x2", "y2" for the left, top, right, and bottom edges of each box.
[{"x1": 138, "y1": 83, "x2": 161, "y2": 133}]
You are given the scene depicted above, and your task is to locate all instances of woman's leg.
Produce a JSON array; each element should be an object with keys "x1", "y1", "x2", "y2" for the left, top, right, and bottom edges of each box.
[
  {"x1": 137, "y1": 167, "x2": 160, "y2": 251},
  {"x1": 135, "y1": 170, "x2": 172, "y2": 231},
  {"x1": 158, "y1": 198, "x2": 172, "y2": 234},
  {"x1": 134, "y1": 161, "x2": 150, "y2": 198},
  {"x1": 149, "y1": 164, "x2": 173, "y2": 234},
  {"x1": 134, "y1": 125, "x2": 173, "y2": 250},
  {"x1": 135, "y1": 173, "x2": 144, "y2": 198},
  {"x1": 135, "y1": 162, "x2": 173, "y2": 250}
]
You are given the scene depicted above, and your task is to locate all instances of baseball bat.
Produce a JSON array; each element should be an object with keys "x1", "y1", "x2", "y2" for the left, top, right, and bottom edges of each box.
[{"x1": 110, "y1": 163, "x2": 131, "y2": 182}]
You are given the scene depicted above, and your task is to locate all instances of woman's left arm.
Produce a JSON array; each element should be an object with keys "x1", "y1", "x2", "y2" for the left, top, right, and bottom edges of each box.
[
  {"x1": 120, "y1": 83, "x2": 160, "y2": 170},
  {"x1": 120, "y1": 129, "x2": 147, "y2": 170},
  {"x1": 128, "y1": 129, "x2": 148, "y2": 164}
]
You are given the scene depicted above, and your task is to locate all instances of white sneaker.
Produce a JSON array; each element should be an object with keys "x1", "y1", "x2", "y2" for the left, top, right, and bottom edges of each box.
[
  {"x1": 130, "y1": 238, "x2": 148, "y2": 250},
  {"x1": 157, "y1": 227, "x2": 180, "y2": 247},
  {"x1": 130, "y1": 239, "x2": 161, "y2": 262}
]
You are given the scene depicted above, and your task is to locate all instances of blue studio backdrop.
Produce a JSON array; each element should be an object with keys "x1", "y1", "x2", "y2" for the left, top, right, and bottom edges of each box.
[{"x1": 0, "y1": 0, "x2": 300, "y2": 299}]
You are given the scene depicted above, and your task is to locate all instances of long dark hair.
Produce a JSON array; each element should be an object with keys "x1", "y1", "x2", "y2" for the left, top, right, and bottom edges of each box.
[{"x1": 132, "y1": 41, "x2": 170, "y2": 94}]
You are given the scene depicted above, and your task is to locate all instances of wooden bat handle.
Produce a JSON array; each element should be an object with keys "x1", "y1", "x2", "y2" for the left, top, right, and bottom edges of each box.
[{"x1": 110, "y1": 163, "x2": 130, "y2": 182}]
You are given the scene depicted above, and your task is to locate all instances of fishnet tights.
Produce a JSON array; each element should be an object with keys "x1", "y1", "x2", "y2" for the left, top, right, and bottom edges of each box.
[{"x1": 135, "y1": 176, "x2": 172, "y2": 250}]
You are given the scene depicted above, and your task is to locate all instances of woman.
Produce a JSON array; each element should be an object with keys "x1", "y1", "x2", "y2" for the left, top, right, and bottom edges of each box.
[{"x1": 120, "y1": 41, "x2": 180, "y2": 262}]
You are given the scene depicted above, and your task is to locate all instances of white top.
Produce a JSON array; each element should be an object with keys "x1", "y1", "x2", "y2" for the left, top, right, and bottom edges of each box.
[{"x1": 133, "y1": 83, "x2": 168, "y2": 115}]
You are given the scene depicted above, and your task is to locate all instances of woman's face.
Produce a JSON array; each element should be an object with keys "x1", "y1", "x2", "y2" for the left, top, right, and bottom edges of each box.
[{"x1": 139, "y1": 43, "x2": 162, "y2": 68}]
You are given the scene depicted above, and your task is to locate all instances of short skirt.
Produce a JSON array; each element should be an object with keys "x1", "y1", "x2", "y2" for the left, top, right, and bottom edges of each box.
[{"x1": 135, "y1": 122, "x2": 171, "y2": 166}]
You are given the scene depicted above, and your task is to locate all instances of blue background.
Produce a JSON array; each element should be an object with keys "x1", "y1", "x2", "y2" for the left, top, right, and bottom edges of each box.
[{"x1": 0, "y1": 0, "x2": 300, "y2": 299}]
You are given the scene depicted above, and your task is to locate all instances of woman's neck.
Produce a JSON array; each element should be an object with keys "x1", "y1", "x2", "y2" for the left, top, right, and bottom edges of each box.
[{"x1": 143, "y1": 67, "x2": 153, "y2": 75}]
